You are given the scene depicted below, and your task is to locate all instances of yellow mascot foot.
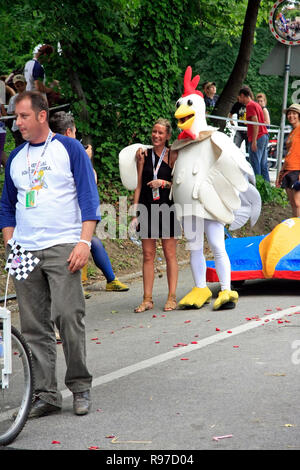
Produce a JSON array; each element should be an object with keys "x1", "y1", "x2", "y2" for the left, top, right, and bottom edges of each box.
[
  {"x1": 213, "y1": 290, "x2": 239, "y2": 311},
  {"x1": 178, "y1": 286, "x2": 212, "y2": 309}
]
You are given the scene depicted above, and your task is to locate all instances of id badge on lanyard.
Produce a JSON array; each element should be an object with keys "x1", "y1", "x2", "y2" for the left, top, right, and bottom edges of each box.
[
  {"x1": 152, "y1": 147, "x2": 166, "y2": 201},
  {"x1": 25, "y1": 131, "x2": 52, "y2": 209},
  {"x1": 25, "y1": 189, "x2": 38, "y2": 208}
]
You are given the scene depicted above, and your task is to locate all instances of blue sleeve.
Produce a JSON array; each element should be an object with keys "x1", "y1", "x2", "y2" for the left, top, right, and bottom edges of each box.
[
  {"x1": 0, "y1": 148, "x2": 21, "y2": 229},
  {"x1": 55, "y1": 135, "x2": 101, "y2": 222},
  {"x1": 32, "y1": 61, "x2": 44, "y2": 81}
]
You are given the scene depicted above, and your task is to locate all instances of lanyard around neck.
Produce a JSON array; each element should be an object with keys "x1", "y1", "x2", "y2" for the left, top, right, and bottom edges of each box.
[
  {"x1": 26, "y1": 130, "x2": 53, "y2": 187},
  {"x1": 152, "y1": 147, "x2": 167, "y2": 180}
]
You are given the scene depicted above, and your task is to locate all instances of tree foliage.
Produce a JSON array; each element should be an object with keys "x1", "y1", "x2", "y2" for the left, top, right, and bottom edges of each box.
[{"x1": 0, "y1": 0, "x2": 289, "y2": 188}]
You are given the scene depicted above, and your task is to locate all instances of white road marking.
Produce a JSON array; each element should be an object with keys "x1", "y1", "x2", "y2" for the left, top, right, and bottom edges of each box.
[{"x1": 61, "y1": 306, "x2": 300, "y2": 399}]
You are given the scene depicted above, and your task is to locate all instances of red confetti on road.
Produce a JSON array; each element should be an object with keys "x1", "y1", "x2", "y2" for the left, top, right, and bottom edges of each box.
[{"x1": 51, "y1": 440, "x2": 61, "y2": 444}]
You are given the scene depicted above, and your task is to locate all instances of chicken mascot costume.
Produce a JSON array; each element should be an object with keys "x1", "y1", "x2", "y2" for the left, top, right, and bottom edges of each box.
[{"x1": 119, "y1": 66, "x2": 261, "y2": 311}]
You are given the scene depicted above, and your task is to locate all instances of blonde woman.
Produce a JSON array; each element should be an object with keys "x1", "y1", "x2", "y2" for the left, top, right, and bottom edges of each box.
[
  {"x1": 132, "y1": 119, "x2": 181, "y2": 312},
  {"x1": 256, "y1": 93, "x2": 270, "y2": 126}
]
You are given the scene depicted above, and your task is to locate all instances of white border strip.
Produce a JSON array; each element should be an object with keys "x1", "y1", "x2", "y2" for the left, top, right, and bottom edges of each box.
[{"x1": 61, "y1": 306, "x2": 300, "y2": 399}]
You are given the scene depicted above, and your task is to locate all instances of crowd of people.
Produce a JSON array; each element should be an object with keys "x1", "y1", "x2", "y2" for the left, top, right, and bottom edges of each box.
[
  {"x1": 0, "y1": 44, "x2": 65, "y2": 167},
  {"x1": 201, "y1": 79, "x2": 274, "y2": 183},
  {"x1": 0, "y1": 46, "x2": 300, "y2": 421}
]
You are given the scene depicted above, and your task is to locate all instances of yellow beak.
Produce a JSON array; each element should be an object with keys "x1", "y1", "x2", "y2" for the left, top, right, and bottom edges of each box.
[{"x1": 175, "y1": 104, "x2": 195, "y2": 130}]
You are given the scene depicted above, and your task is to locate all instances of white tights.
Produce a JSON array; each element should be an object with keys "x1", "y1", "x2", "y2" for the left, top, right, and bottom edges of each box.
[{"x1": 182, "y1": 216, "x2": 231, "y2": 291}]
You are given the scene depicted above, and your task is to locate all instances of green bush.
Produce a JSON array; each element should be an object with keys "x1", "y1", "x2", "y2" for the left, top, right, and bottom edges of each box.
[{"x1": 255, "y1": 175, "x2": 288, "y2": 207}]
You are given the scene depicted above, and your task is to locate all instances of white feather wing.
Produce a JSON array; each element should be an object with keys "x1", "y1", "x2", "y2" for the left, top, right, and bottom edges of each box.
[
  {"x1": 119, "y1": 144, "x2": 152, "y2": 190},
  {"x1": 196, "y1": 132, "x2": 258, "y2": 225}
]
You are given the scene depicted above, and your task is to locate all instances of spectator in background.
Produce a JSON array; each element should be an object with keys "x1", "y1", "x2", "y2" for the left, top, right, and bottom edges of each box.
[
  {"x1": 228, "y1": 86, "x2": 253, "y2": 151},
  {"x1": 7, "y1": 75, "x2": 27, "y2": 147},
  {"x1": 256, "y1": 93, "x2": 270, "y2": 126},
  {"x1": 24, "y1": 44, "x2": 54, "y2": 95},
  {"x1": 238, "y1": 87, "x2": 270, "y2": 182},
  {"x1": 0, "y1": 79, "x2": 5, "y2": 104},
  {"x1": 204, "y1": 82, "x2": 219, "y2": 113},
  {"x1": 276, "y1": 103, "x2": 300, "y2": 216},
  {"x1": 228, "y1": 95, "x2": 248, "y2": 150},
  {"x1": 0, "y1": 77, "x2": 15, "y2": 104}
]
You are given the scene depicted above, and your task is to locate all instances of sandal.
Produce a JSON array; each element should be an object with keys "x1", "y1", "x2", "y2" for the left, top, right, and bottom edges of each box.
[
  {"x1": 134, "y1": 296, "x2": 154, "y2": 313},
  {"x1": 164, "y1": 294, "x2": 177, "y2": 311}
]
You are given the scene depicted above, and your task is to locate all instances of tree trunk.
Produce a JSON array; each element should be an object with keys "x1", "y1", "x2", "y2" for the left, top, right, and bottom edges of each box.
[
  {"x1": 68, "y1": 69, "x2": 92, "y2": 145},
  {"x1": 60, "y1": 41, "x2": 92, "y2": 145},
  {"x1": 213, "y1": 0, "x2": 262, "y2": 130}
]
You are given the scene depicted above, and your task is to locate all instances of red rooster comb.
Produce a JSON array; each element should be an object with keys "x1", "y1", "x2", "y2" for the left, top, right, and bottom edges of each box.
[{"x1": 182, "y1": 66, "x2": 203, "y2": 98}]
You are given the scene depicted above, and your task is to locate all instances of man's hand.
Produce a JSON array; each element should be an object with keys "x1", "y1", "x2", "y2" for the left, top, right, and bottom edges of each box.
[
  {"x1": 2, "y1": 227, "x2": 15, "y2": 248},
  {"x1": 85, "y1": 144, "x2": 93, "y2": 159},
  {"x1": 67, "y1": 242, "x2": 90, "y2": 273},
  {"x1": 251, "y1": 140, "x2": 257, "y2": 152}
]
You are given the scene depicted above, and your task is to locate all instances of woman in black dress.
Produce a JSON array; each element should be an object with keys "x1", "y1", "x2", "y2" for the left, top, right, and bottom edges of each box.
[{"x1": 132, "y1": 118, "x2": 180, "y2": 312}]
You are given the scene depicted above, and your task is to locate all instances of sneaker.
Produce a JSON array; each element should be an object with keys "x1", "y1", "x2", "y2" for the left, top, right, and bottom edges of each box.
[
  {"x1": 28, "y1": 398, "x2": 61, "y2": 419},
  {"x1": 106, "y1": 278, "x2": 129, "y2": 292},
  {"x1": 73, "y1": 390, "x2": 91, "y2": 416}
]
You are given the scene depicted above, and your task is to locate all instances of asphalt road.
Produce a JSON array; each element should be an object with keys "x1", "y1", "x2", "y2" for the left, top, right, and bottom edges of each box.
[{"x1": 4, "y1": 265, "x2": 300, "y2": 452}]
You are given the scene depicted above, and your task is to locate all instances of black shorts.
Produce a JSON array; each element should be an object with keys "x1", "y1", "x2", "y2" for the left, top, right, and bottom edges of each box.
[{"x1": 281, "y1": 170, "x2": 300, "y2": 189}]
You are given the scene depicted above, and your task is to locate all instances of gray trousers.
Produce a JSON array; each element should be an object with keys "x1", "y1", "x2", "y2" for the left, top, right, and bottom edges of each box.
[{"x1": 11, "y1": 243, "x2": 92, "y2": 408}]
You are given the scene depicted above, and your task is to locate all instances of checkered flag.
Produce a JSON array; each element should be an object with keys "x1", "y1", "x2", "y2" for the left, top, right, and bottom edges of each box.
[{"x1": 5, "y1": 241, "x2": 40, "y2": 281}]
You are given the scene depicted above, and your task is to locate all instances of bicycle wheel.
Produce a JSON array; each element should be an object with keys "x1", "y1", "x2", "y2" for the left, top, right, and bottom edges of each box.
[{"x1": 0, "y1": 323, "x2": 34, "y2": 446}]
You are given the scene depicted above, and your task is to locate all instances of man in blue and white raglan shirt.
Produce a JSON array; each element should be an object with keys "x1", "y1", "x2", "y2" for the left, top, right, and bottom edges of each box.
[{"x1": 0, "y1": 91, "x2": 101, "y2": 418}]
